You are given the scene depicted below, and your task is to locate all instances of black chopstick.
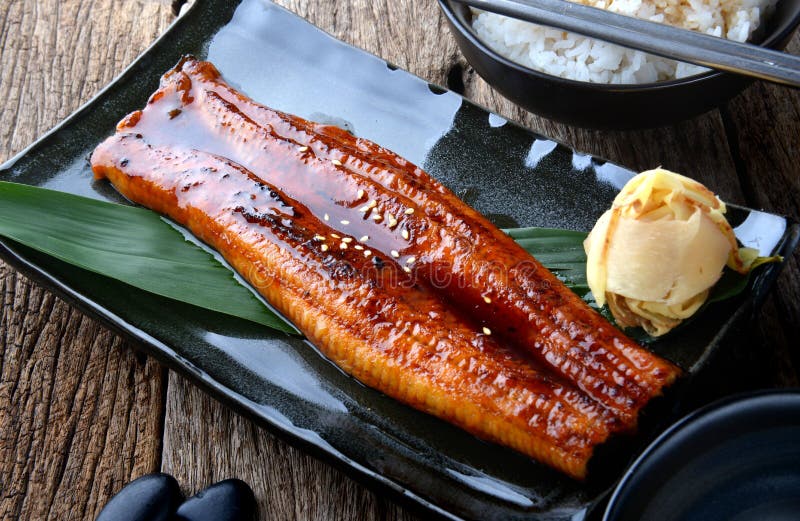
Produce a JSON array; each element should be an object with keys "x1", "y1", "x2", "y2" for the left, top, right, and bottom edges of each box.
[{"x1": 452, "y1": 0, "x2": 800, "y2": 88}]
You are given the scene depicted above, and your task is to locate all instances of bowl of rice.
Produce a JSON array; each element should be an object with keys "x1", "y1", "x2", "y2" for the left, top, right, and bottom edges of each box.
[{"x1": 437, "y1": 0, "x2": 800, "y2": 128}]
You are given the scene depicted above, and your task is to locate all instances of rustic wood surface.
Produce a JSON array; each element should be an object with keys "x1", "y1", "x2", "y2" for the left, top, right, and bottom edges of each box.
[{"x1": 1, "y1": 0, "x2": 798, "y2": 519}]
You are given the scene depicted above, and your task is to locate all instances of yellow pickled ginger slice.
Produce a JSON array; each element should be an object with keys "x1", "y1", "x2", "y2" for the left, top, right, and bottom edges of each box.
[{"x1": 584, "y1": 168, "x2": 779, "y2": 336}]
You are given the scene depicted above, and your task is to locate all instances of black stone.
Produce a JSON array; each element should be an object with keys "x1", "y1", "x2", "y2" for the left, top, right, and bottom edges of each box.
[
  {"x1": 95, "y1": 473, "x2": 182, "y2": 521},
  {"x1": 174, "y1": 479, "x2": 256, "y2": 521}
]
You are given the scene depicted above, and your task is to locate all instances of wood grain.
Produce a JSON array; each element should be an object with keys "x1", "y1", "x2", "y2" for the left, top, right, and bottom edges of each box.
[
  {"x1": 162, "y1": 372, "x2": 418, "y2": 521},
  {"x1": 0, "y1": 1, "x2": 173, "y2": 520},
  {"x1": 722, "y1": 36, "x2": 800, "y2": 379},
  {"x1": 1, "y1": 0, "x2": 799, "y2": 519},
  {"x1": 0, "y1": 269, "x2": 166, "y2": 521}
]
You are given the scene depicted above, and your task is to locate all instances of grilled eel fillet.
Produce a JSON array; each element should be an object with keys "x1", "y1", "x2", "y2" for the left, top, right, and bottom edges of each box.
[
  {"x1": 91, "y1": 57, "x2": 681, "y2": 477},
  {"x1": 133, "y1": 57, "x2": 681, "y2": 424},
  {"x1": 92, "y1": 137, "x2": 619, "y2": 479}
]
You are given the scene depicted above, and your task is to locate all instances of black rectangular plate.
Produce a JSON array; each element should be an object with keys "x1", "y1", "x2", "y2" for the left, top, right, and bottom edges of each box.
[{"x1": 1, "y1": 1, "x2": 797, "y2": 519}]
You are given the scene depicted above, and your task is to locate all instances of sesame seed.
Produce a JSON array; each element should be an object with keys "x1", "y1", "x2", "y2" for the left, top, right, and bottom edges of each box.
[
  {"x1": 482, "y1": 327, "x2": 492, "y2": 335},
  {"x1": 364, "y1": 250, "x2": 372, "y2": 257},
  {"x1": 404, "y1": 208, "x2": 415, "y2": 215},
  {"x1": 332, "y1": 159, "x2": 342, "y2": 166},
  {"x1": 298, "y1": 146, "x2": 309, "y2": 152},
  {"x1": 483, "y1": 296, "x2": 492, "y2": 304},
  {"x1": 359, "y1": 235, "x2": 369, "y2": 242},
  {"x1": 354, "y1": 245, "x2": 364, "y2": 250},
  {"x1": 340, "y1": 242, "x2": 348, "y2": 249},
  {"x1": 391, "y1": 250, "x2": 400, "y2": 258},
  {"x1": 340, "y1": 220, "x2": 350, "y2": 225},
  {"x1": 313, "y1": 235, "x2": 325, "y2": 241},
  {"x1": 324, "y1": 213, "x2": 329, "y2": 221},
  {"x1": 359, "y1": 205, "x2": 371, "y2": 212},
  {"x1": 367, "y1": 200, "x2": 377, "y2": 209},
  {"x1": 321, "y1": 244, "x2": 329, "y2": 252},
  {"x1": 372, "y1": 214, "x2": 383, "y2": 222},
  {"x1": 406, "y1": 256, "x2": 416, "y2": 264},
  {"x1": 357, "y1": 189, "x2": 365, "y2": 199},
  {"x1": 330, "y1": 233, "x2": 341, "y2": 239},
  {"x1": 401, "y1": 229, "x2": 409, "y2": 240},
  {"x1": 342, "y1": 237, "x2": 353, "y2": 243},
  {"x1": 403, "y1": 266, "x2": 412, "y2": 273},
  {"x1": 387, "y1": 215, "x2": 398, "y2": 228}
]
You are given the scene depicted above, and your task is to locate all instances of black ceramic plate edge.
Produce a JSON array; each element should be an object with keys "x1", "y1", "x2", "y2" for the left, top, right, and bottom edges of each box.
[
  {"x1": 687, "y1": 220, "x2": 799, "y2": 376},
  {"x1": 0, "y1": 240, "x2": 456, "y2": 521},
  {"x1": 0, "y1": 4, "x2": 505, "y2": 519},
  {"x1": 602, "y1": 389, "x2": 800, "y2": 521},
  {"x1": 0, "y1": 6, "x2": 460, "y2": 521},
  {"x1": 0, "y1": 1, "x2": 798, "y2": 520}
]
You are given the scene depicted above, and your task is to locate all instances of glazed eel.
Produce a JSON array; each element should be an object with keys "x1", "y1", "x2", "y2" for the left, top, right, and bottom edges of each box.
[{"x1": 91, "y1": 57, "x2": 681, "y2": 478}]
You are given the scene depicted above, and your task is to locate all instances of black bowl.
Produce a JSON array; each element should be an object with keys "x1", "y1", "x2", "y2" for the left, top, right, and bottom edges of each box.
[
  {"x1": 603, "y1": 390, "x2": 800, "y2": 521},
  {"x1": 438, "y1": 0, "x2": 800, "y2": 129}
]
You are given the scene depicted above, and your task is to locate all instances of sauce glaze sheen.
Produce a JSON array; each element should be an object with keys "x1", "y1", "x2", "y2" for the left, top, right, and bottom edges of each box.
[{"x1": 90, "y1": 57, "x2": 681, "y2": 479}]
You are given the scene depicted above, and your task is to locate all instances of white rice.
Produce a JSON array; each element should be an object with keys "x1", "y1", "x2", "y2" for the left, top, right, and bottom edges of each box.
[{"x1": 471, "y1": 0, "x2": 775, "y2": 84}]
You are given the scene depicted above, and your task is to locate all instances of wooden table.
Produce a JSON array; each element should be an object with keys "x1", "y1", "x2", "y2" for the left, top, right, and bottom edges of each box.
[{"x1": 1, "y1": 1, "x2": 798, "y2": 519}]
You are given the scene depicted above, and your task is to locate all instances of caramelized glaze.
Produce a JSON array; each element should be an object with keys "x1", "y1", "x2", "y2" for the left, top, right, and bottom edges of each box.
[{"x1": 91, "y1": 57, "x2": 681, "y2": 478}]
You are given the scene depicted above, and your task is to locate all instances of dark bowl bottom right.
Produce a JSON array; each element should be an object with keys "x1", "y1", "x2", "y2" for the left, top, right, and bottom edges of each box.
[{"x1": 603, "y1": 390, "x2": 800, "y2": 521}]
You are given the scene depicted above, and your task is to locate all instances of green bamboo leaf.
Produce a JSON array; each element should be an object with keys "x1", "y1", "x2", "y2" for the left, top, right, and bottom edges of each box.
[
  {"x1": 0, "y1": 181, "x2": 756, "y2": 340},
  {"x1": 0, "y1": 181, "x2": 298, "y2": 334},
  {"x1": 505, "y1": 226, "x2": 590, "y2": 291},
  {"x1": 707, "y1": 268, "x2": 751, "y2": 304}
]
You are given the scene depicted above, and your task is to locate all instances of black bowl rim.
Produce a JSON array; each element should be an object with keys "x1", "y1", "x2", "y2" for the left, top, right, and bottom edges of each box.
[
  {"x1": 438, "y1": 0, "x2": 800, "y2": 91},
  {"x1": 602, "y1": 388, "x2": 800, "y2": 521}
]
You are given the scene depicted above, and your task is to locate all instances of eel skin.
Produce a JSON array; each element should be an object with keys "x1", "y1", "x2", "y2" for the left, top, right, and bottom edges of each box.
[{"x1": 90, "y1": 57, "x2": 682, "y2": 479}]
